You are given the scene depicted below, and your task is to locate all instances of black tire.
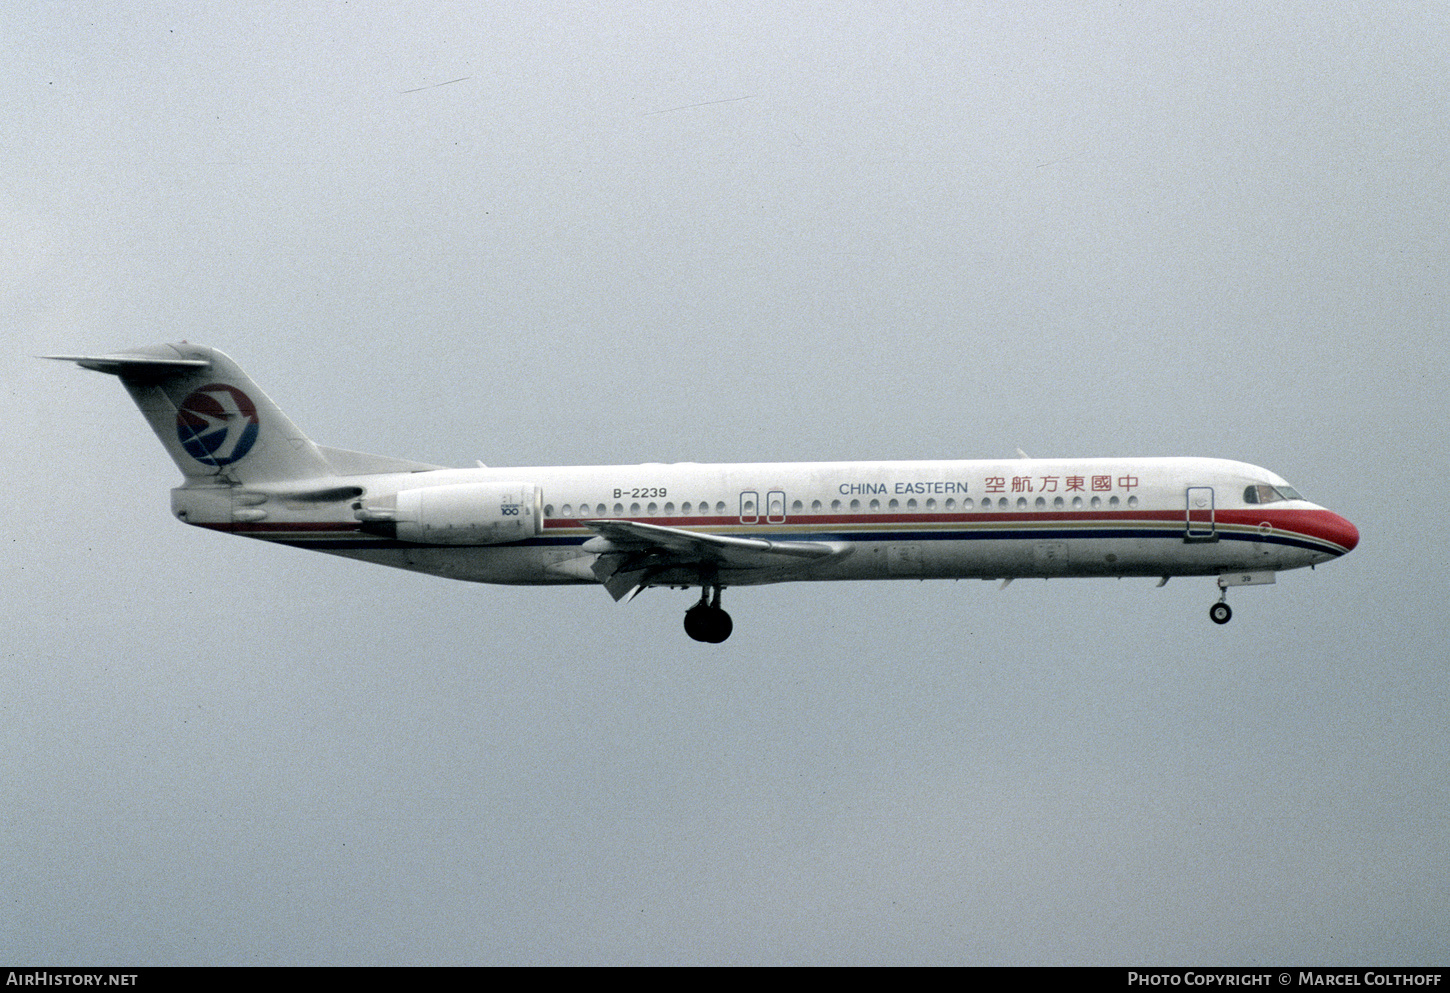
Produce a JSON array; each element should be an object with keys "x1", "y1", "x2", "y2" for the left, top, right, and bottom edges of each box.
[
  {"x1": 1210, "y1": 602, "x2": 1232, "y2": 625},
  {"x1": 684, "y1": 604, "x2": 733, "y2": 643},
  {"x1": 684, "y1": 605, "x2": 711, "y2": 642},
  {"x1": 706, "y1": 609, "x2": 733, "y2": 643}
]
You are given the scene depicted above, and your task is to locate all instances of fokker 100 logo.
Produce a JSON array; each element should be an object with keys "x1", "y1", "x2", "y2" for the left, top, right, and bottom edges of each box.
[{"x1": 177, "y1": 384, "x2": 259, "y2": 466}]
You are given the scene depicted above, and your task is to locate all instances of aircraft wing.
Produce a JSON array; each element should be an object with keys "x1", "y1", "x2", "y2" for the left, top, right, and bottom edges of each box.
[{"x1": 580, "y1": 519, "x2": 848, "y2": 601}]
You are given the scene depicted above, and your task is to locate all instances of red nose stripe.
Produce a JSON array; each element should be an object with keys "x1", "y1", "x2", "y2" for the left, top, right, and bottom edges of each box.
[{"x1": 1309, "y1": 511, "x2": 1359, "y2": 554}]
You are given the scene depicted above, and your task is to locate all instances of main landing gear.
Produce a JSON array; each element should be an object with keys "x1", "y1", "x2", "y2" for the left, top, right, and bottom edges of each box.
[{"x1": 684, "y1": 585, "x2": 733, "y2": 643}]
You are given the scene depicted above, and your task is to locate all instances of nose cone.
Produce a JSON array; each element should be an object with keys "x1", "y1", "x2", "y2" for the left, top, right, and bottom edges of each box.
[{"x1": 1320, "y1": 511, "x2": 1360, "y2": 555}]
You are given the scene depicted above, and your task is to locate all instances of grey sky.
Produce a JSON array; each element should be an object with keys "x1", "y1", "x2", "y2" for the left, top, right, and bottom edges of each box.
[{"x1": 3, "y1": 1, "x2": 1446, "y2": 965}]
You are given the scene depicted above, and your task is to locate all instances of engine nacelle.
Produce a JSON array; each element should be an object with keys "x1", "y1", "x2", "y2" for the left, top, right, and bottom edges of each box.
[{"x1": 385, "y1": 481, "x2": 541, "y2": 545}]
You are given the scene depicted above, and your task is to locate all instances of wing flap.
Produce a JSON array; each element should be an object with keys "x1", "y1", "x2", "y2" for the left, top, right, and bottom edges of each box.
[
  {"x1": 582, "y1": 519, "x2": 840, "y2": 561},
  {"x1": 580, "y1": 519, "x2": 848, "y2": 601}
]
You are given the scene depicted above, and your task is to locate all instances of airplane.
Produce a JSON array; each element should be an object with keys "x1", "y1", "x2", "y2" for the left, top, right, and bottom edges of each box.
[{"x1": 47, "y1": 343, "x2": 1359, "y2": 642}]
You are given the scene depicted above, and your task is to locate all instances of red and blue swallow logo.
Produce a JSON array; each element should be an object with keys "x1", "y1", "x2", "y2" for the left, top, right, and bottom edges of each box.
[{"x1": 177, "y1": 384, "x2": 259, "y2": 466}]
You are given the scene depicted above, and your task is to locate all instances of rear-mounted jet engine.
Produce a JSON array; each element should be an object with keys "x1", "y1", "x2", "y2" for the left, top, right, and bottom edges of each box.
[{"x1": 356, "y1": 481, "x2": 540, "y2": 545}]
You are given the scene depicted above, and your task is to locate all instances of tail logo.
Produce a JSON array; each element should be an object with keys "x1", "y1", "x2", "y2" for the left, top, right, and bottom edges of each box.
[{"x1": 177, "y1": 384, "x2": 260, "y2": 466}]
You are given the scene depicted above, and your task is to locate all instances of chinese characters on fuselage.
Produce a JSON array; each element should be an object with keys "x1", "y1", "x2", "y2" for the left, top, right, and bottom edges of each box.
[{"x1": 839, "y1": 476, "x2": 1142, "y2": 497}]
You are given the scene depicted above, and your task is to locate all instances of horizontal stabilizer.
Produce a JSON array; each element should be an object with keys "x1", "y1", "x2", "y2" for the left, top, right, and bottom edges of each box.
[{"x1": 44, "y1": 351, "x2": 211, "y2": 377}]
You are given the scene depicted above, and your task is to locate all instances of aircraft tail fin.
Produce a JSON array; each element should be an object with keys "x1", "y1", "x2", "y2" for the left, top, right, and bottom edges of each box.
[{"x1": 45, "y1": 343, "x2": 419, "y2": 483}]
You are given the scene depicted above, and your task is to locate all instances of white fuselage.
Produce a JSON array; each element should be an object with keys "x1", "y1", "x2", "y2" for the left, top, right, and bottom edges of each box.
[
  {"x1": 51, "y1": 343, "x2": 1359, "y2": 637},
  {"x1": 172, "y1": 456, "x2": 1359, "y2": 590}
]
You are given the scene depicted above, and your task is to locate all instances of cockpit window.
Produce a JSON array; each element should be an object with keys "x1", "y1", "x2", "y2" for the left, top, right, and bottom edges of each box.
[{"x1": 1243, "y1": 484, "x2": 1302, "y2": 504}]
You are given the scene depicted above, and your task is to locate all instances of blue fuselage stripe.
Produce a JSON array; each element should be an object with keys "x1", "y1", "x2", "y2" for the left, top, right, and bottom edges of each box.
[{"x1": 266, "y1": 524, "x2": 1344, "y2": 557}]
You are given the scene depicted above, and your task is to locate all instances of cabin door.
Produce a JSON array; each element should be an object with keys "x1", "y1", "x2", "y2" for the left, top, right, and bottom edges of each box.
[{"x1": 1185, "y1": 486, "x2": 1218, "y2": 542}]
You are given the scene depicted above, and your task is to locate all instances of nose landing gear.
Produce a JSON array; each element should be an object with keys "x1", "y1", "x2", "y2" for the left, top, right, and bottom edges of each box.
[
  {"x1": 684, "y1": 584, "x2": 732, "y2": 643},
  {"x1": 1210, "y1": 570, "x2": 1276, "y2": 624}
]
